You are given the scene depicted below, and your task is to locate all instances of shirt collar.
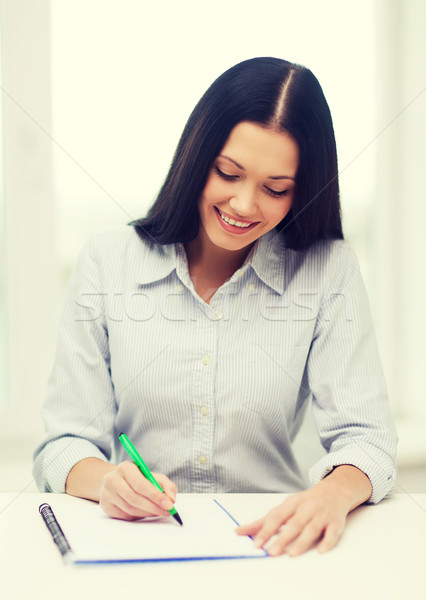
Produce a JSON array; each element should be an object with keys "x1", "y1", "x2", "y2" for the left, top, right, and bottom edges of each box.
[
  {"x1": 136, "y1": 229, "x2": 287, "y2": 295},
  {"x1": 136, "y1": 240, "x2": 178, "y2": 285},
  {"x1": 243, "y1": 229, "x2": 286, "y2": 295}
]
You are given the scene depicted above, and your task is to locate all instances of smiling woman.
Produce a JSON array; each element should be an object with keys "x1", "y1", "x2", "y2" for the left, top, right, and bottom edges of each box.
[{"x1": 34, "y1": 57, "x2": 397, "y2": 559}]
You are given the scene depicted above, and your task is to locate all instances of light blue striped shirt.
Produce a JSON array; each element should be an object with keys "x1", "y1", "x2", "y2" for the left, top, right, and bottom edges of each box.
[{"x1": 33, "y1": 226, "x2": 397, "y2": 502}]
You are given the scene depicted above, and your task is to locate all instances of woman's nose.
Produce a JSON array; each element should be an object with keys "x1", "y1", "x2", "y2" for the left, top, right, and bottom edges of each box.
[{"x1": 228, "y1": 186, "x2": 258, "y2": 218}]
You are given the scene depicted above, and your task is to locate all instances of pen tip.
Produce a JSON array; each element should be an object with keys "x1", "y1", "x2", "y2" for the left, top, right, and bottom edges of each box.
[{"x1": 173, "y1": 512, "x2": 183, "y2": 526}]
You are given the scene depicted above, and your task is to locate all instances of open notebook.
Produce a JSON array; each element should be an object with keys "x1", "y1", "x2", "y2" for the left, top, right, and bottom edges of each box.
[{"x1": 47, "y1": 496, "x2": 268, "y2": 564}]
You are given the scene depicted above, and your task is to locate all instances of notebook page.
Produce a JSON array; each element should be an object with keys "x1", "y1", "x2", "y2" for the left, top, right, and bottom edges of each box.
[{"x1": 50, "y1": 496, "x2": 267, "y2": 562}]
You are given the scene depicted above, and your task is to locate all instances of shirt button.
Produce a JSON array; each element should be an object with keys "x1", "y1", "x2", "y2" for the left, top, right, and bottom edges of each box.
[
  {"x1": 214, "y1": 310, "x2": 223, "y2": 320},
  {"x1": 248, "y1": 283, "x2": 255, "y2": 291},
  {"x1": 202, "y1": 355, "x2": 211, "y2": 366},
  {"x1": 201, "y1": 406, "x2": 209, "y2": 416},
  {"x1": 175, "y1": 283, "x2": 184, "y2": 292},
  {"x1": 198, "y1": 455, "x2": 208, "y2": 465}
]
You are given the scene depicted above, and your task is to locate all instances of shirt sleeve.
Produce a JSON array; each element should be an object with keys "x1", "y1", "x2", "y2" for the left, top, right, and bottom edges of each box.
[
  {"x1": 33, "y1": 237, "x2": 116, "y2": 492},
  {"x1": 307, "y1": 243, "x2": 398, "y2": 503}
]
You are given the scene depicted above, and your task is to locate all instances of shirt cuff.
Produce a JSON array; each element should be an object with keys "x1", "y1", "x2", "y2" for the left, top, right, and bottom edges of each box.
[
  {"x1": 33, "y1": 436, "x2": 109, "y2": 493},
  {"x1": 308, "y1": 446, "x2": 397, "y2": 504}
]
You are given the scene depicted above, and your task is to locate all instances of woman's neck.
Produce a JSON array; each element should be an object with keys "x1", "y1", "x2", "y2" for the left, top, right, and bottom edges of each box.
[{"x1": 184, "y1": 229, "x2": 254, "y2": 303}]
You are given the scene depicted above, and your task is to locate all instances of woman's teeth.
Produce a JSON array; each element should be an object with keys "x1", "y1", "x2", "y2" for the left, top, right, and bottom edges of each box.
[{"x1": 218, "y1": 209, "x2": 252, "y2": 228}]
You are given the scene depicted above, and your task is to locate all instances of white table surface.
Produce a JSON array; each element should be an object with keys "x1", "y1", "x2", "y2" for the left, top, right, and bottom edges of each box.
[{"x1": 1, "y1": 492, "x2": 425, "y2": 600}]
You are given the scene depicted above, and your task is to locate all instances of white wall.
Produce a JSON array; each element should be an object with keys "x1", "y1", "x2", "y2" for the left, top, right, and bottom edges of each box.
[
  {"x1": 0, "y1": 0, "x2": 425, "y2": 476},
  {"x1": 373, "y1": 0, "x2": 426, "y2": 464}
]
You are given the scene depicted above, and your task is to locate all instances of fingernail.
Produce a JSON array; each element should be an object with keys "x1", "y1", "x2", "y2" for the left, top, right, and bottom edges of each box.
[{"x1": 161, "y1": 499, "x2": 173, "y2": 510}]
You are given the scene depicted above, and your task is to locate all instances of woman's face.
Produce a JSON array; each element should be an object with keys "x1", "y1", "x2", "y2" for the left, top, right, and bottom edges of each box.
[{"x1": 198, "y1": 121, "x2": 299, "y2": 253}]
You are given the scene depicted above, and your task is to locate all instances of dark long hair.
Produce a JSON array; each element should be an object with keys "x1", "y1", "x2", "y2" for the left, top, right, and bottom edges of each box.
[{"x1": 131, "y1": 57, "x2": 343, "y2": 250}]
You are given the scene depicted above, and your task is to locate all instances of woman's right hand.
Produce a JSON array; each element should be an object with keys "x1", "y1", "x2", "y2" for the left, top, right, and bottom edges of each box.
[{"x1": 99, "y1": 460, "x2": 178, "y2": 521}]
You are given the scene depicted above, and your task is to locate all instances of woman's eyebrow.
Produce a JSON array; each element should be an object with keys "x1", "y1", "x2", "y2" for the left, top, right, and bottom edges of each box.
[{"x1": 219, "y1": 154, "x2": 296, "y2": 181}]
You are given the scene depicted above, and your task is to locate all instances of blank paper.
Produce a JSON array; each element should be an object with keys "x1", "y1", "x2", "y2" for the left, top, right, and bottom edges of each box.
[{"x1": 49, "y1": 496, "x2": 268, "y2": 563}]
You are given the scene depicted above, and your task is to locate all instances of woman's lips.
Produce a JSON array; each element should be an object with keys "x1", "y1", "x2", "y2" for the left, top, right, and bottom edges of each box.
[{"x1": 214, "y1": 207, "x2": 259, "y2": 234}]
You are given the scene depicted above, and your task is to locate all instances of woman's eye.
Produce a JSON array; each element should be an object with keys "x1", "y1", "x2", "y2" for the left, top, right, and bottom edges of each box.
[
  {"x1": 214, "y1": 166, "x2": 291, "y2": 197},
  {"x1": 265, "y1": 187, "x2": 289, "y2": 197},
  {"x1": 214, "y1": 166, "x2": 238, "y2": 181}
]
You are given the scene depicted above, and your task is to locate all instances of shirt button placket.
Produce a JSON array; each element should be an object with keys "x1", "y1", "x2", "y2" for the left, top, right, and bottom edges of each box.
[
  {"x1": 192, "y1": 314, "x2": 217, "y2": 492},
  {"x1": 202, "y1": 354, "x2": 211, "y2": 366}
]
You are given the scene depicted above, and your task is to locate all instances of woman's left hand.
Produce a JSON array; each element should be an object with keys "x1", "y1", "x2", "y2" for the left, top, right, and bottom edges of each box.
[{"x1": 235, "y1": 477, "x2": 356, "y2": 557}]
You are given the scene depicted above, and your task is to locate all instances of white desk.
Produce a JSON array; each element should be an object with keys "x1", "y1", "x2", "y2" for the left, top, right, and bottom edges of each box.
[{"x1": 1, "y1": 493, "x2": 425, "y2": 600}]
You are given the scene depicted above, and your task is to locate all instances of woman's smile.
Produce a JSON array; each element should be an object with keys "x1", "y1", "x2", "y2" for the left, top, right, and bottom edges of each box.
[{"x1": 214, "y1": 206, "x2": 260, "y2": 234}]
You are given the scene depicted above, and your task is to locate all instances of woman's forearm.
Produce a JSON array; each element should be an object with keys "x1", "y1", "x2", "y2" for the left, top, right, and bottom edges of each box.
[
  {"x1": 65, "y1": 457, "x2": 117, "y2": 501},
  {"x1": 322, "y1": 464, "x2": 373, "y2": 511}
]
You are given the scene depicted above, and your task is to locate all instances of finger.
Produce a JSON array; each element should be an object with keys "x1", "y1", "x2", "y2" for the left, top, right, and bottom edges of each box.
[
  {"x1": 116, "y1": 485, "x2": 171, "y2": 518},
  {"x1": 252, "y1": 497, "x2": 307, "y2": 549},
  {"x1": 252, "y1": 504, "x2": 297, "y2": 549},
  {"x1": 239, "y1": 496, "x2": 300, "y2": 543},
  {"x1": 235, "y1": 518, "x2": 264, "y2": 537},
  {"x1": 317, "y1": 522, "x2": 344, "y2": 554},
  {"x1": 103, "y1": 466, "x2": 169, "y2": 518},
  {"x1": 99, "y1": 482, "x2": 152, "y2": 520},
  {"x1": 100, "y1": 465, "x2": 169, "y2": 519},
  {"x1": 154, "y1": 473, "x2": 178, "y2": 503},
  {"x1": 261, "y1": 509, "x2": 314, "y2": 555},
  {"x1": 275, "y1": 519, "x2": 324, "y2": 557},
  {"x1": 103, "y1": 476, "x2": 169, "y2": 518},
  {"x1": 101, "y1": 501, "x2": 141, "y2": 521},
  {"x1": 120, "y1": 462, "x2": 174, "y2": 512}
]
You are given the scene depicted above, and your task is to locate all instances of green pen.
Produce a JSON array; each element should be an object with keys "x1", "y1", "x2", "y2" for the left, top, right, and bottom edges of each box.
[{"x1": 118, "y1": 433, "x2": 183, "y2": 526}]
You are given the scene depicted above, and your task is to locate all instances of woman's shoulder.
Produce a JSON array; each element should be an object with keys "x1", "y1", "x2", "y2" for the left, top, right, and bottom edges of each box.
[
  {"x1": 282, "y1": 237, "x2": 362, "y2": 294},
  {"x1": 84, "y1": 224, "x2": 145, "y2": 249},
  {"x1": 83, "y1": 225, "x2": 171, "y2": 259},
  {"x1": 311, "y1": 239, "x2": 363, "y2": 295},
  {"x1": 76, "y1": 225, "x2": 176, "y2": 285},
  {"x1": 308, "y1": 238, "x2": 358, "y2": 264},
  {"x1": 286, "y1": 237, "x2": 359, "y2": 271}
]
